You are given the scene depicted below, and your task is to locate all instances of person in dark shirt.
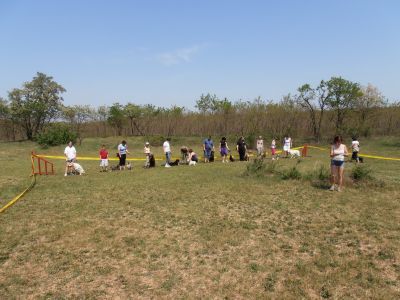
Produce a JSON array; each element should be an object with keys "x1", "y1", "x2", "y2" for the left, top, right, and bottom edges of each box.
[{"x1": 236, "y1": 136, "x2": 247, "y2": 161}]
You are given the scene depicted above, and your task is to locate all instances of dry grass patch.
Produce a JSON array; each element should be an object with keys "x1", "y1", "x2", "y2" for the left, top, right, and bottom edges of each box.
[{"x1": 1, "y1": 138, "x2": 400, "y2": 298}]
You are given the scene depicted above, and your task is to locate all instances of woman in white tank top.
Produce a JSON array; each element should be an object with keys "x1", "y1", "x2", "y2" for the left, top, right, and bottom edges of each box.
[
  {"x1": 329, "y1": 136, "x2": 348, "y2": 192},
  {"x1": 283, "y1": 135, "x2": 292, "y2": 158}
]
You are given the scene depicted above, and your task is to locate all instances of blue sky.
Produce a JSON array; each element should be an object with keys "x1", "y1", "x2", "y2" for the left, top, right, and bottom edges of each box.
[{"x1": 1, "y1": 0, "x2": 399, "y2": 108}]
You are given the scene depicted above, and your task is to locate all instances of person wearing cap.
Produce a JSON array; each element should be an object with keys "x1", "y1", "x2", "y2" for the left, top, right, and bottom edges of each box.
[
  {"x1": 144, "y1": 142, "x2": 151, "y2": 168},
  {"x1": 256, "y1": 135, "x2": 264, "y2": 157}
]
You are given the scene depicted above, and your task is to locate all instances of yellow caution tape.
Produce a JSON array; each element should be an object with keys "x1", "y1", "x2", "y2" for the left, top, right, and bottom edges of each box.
[
  {"x1": 36, "y1": 145, "x2": 400, "y2": 162},
  {"x1": 37, "y1": 155, "x2": 163, "y2": 161},
  {"x1": 0, "y1": 175, "x2": 36, "y2": 214},
  {"x1": 355, "y1": 154, "x2": 400, "y2": 161},
  {"x1": 306, "y1": 145, "x2": 400, "y2": 161}
]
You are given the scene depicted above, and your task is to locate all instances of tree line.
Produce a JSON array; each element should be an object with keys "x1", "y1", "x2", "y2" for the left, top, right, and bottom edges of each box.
[{"x1": 1, "y1": 72, "x2": 399, "y2": 145}]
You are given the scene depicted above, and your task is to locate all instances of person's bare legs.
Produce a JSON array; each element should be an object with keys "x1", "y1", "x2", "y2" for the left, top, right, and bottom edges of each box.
[
  {"x1": 330, "y1": 165, "x2": 337, "y2": 190},
  {"x1": 337, "y1": 166, "x2": 344, "y2": 191}
]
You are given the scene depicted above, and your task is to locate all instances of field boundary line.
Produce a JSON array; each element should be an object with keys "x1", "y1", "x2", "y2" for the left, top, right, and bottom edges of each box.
[{"x1": 0, "y1": 175, "x2": 36, "y2": 214}]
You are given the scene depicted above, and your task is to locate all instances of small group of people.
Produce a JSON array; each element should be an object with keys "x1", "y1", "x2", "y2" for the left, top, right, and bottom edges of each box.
[
  {"x1": 63, "y1": 135, "x2": 295, "y2": 174},
  {"x1": 64, "y1": 134, "x2": 364, "y2": 192}
]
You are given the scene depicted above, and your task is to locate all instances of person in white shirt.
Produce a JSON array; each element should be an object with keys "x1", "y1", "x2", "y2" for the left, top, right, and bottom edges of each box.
[
  {"x1": 163, "y1": 138, "x2": 172, "y2": 168},
  {"x1": 283, "y1": 135, "x2": 292, "y2": 158},
  {"x1": 330, "y1": 135, "x2": 349, "y2": 192},
  {"x1": 256, "y1": 136, "x2": 264, "y2": 157},
  {"x1": 64, "y1": 141, "x2": 77, "y2": 176},
  {"x1": 351, "y1": 137, "x2": 361, "y2": 163},
  {"x1": 117, "y1": 140, "x2": 129, "y2": 170},
  {"x1": 144, "y1": 142, "x2": 151, "y2": 168}
]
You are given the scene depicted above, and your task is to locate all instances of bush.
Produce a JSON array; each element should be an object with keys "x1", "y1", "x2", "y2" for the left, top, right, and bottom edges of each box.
[
  {"x1": 350, "y1": 164, "x2": 385, "y2": 188},
  {"x1": 280, "y1": 165, "x2": 302, "y2": 180},
  {"x1": 244, "y1": 157, "x2": 266, "y2": 177},
  {"x1": 244, "y1": 157, "x2": 278, "y2": 177},
  {"x1": 350, "y1": 164, "x2": 373, "y2": 181},
  {"x1": 305, "y1": 164, "x2": 330, "y2": 181},
  {"x1": 36, "y1": 124, "x2": 77, "y2": 148}
]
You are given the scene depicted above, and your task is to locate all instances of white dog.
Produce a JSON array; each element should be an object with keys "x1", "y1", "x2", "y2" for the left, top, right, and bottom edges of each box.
[
  {"x1": 72, "y1": 162, "x2": 85, "y2": 175},
  {"x1": 289, "y1": 149, "x2": 301, "y2": 158},
  {"x1": 189, "y1": 160, "x2": 197, "y2": 166}
]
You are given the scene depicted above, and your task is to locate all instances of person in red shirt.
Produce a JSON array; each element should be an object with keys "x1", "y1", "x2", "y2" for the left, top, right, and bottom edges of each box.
[{"x1": 99, "y1": 144, "x2": 109, "y2": 172}]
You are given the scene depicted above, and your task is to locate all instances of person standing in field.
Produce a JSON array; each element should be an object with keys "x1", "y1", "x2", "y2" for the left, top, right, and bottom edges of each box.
[
  {"x1": 283, "y1": 135, "x2": 292, "y2": 158},
  {"x1": 203, "y1": 136, "x2": 214, "y2": 163},
  {"x1": 219, "y1": 137, "x2": 229, "y2": 163},
  {"x1": 144, "y1": 142, "x2": 151, "y2": 168},
  {"x1": 271, "y1": 138, "x2": 277, "y2": 160},
  {"x1": 99, "y1": 144, "x2": 109, "y2": 172},
  {"x1": 163, "y1": 138, "x2": 172, "y2": 168},
  {"x1": 256, "y1": 135, "x2": 264, "y2": 157},
  {"x1": 117, "y1": 140, "x2": 129, "y2": 170},
  {"x1": 330, "y1": 135, "x2": 349, "y2": 192},
  {"x1": 351, "y1": 137, "x2": 361, "y2": 163},
  {"x1": 236, "y1": 136, "x2": 247, "y2": 161},
  {"x1": 64, "y1": 141, "x2": 77, "y2": 176}
]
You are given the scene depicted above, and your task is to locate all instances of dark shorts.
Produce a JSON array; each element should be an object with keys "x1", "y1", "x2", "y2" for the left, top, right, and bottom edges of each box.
[
  {"x1": 220, "y1": 147, "x2": 228, "y2": 156},
  {"x1": 119, "y1": 154, "x2": 126, "y2": 166},
  {"x1": 331, "y1": 160, "x2": 344, "y2": 167}
]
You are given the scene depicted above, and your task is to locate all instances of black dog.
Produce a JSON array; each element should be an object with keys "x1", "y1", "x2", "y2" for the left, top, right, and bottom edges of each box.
[
  {"x1": 110, "y1": 164, "x2": 120, "y2": 171},
  {"x1": 149, "y1": 154, "x2": 156, "y2": 168},
  {"x1": 169, "y1": 159, "x2": 180, "y2": 166},
  {"x1": 209, "y1": 150, "x2": 215, "y2": 162},
  {"x1": 229, "y1": 154, "x2": 235, "y2": 162}
]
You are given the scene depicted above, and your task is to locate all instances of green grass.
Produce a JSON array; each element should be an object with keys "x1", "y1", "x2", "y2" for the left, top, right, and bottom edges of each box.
[{"x1": 0, "y1": 136, "x2": 400, "y2": 298}]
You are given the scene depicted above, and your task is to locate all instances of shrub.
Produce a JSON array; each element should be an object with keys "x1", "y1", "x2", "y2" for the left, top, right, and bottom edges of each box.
[
  {"x1": 244, "y1": 157, "x2": 266, "y2": 177},
  {"x1": 350, "y1": 164, "x2": 372, "y2": 181},
  {"x1": 305, "y1": 164, "x2": 330, "y2": 181},
  {"x1": 36, "y1": 124, "x2": 77, "y2": 148},
  {"x1": 244, "y1": 158, "x2": 278, "y2": 177},
  {"x1": 280, "y1": 165, "x2": 302, "y2": 180}
]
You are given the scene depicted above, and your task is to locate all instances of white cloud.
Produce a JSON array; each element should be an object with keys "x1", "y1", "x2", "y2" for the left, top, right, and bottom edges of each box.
[{"x1": 156, "y1": 45, "x2": 202, "y2": 66}]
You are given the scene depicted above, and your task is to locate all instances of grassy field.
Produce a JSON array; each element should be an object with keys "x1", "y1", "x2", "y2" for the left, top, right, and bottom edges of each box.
[{"x1": 0, "y1": 137, "x2": 399, "y2": 299}]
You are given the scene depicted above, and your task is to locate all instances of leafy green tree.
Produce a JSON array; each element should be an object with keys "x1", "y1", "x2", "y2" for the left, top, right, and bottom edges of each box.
[
  {"x1": 296, "y1": 81, "x2": 329, "y2": 142},
  {"x1": 196, "y1": 93, "x2": 220, "y2": 114},
  {"x1": 326, "y1": 77, "x2": 363, "y2": 133},
  {"x1": 0, "y1": 97, "x2": 9, "y2": 119},
  {"x1": 107, "y1": 102, "x2": 125, "y2": 136},
  {"x1": 62, "y1": 105, "x2": 94, "y2": 144},
  {"x1": 124, "y1": 103, "x2": 144, "y2": 136},
  {"x1": 8, "y1": 72, "x2": 65, "y2": 140},
  {"x1": 355, "y1": 83, "x2": 386, "y2": 135},
  {"x1": 96, "y1": 105, "x2": 109, "y2": 137}
]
